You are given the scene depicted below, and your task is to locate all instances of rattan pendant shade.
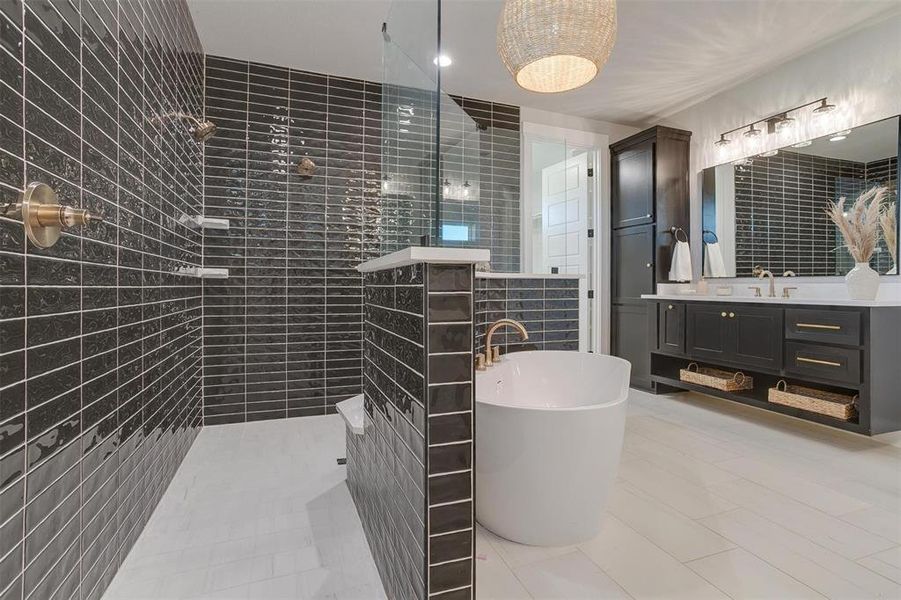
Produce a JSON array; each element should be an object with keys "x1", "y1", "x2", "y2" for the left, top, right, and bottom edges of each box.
[{"x1": 497, "y1": 0, "x2": 617, "y2": 94}]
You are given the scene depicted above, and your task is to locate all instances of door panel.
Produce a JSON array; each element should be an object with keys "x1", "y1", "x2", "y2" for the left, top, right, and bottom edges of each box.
[
  {"x1": 732, "y1": 306, "x2": 783, "y2": 370},
  {"x1": 542, "y1": 153, "x2": 588, "y2": 275},
  {"x1": 613, "y1": 141, "x2": 654, "y2": 228},
  {"x1": 612, "y1": 303, "x2": 653, "y2": 390},
  {"x1": 612, "y1": 225, "x2": 655, "y2": 302},
  {"x1": 686, "y1": 303, "x2": 730, "y2": 361},
  {"x1": 658, "y1": 302, "x2": 685, "y2": 355}
]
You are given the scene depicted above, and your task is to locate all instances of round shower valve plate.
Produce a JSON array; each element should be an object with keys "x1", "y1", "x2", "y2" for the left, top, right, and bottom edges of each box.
[{"x1": 20, "y1": 182, "x2": 61, "y2": 249}]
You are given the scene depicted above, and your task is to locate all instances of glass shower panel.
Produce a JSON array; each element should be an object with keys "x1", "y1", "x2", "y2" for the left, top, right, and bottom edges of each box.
[
  {"x1": 436, "y1": 96, "x2": 481, "y2": 248},
  {"x1": 379, "y1": 0, "x2": 484, "y2": 255},
  {"x1": 379, "y1": 1, "x2": 440, "y2": 255}
]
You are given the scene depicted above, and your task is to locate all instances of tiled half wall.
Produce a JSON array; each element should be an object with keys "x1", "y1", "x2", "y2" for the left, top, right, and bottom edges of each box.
[{"x1": 348, "y1": 263, "x2": 475, "y2": 600}]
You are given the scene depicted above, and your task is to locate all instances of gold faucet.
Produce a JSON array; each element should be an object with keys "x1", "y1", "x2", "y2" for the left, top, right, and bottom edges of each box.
[
  {"x1": 752, "y1": 265, "x2": 776, "y2": 298},
  {"x1": 478, "y1": 319, "x2": 528, "y2": 369}
]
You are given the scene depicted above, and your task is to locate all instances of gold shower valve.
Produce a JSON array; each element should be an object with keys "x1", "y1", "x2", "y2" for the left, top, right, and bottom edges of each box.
[{"x1": 1, "y1": 182, "x2": 104, "y2": 248}]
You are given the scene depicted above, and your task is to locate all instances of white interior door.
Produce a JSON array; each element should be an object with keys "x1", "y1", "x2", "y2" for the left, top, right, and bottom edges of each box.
[{"x1": 541, "y1": 152, "x2": 588, "y2": 275}]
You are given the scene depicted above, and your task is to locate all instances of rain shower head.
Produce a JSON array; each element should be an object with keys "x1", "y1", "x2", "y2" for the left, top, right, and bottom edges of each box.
[{"x1": 190, "y1": 119, "x2": 217, "y2": 143}]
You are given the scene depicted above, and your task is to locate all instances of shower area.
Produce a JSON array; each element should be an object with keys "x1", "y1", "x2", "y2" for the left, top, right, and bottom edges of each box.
[{"x1": 0, "y1": 0, "x2": 509, "y2": 599}]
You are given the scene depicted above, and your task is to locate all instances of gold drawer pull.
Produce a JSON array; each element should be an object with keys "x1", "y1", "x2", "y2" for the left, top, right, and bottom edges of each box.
[
  {"x1": 796, "y1": 323, "x2": 841, "y2": 331},
  {"x1": 797, "y1": 356, "x2": 842, "y2": 368}
]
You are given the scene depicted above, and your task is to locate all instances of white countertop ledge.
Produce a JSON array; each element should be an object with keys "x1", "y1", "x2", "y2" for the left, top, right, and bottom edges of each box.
[
  {"x1": 642, "y1": 294, "x2": 901, "y2": 307},
  {"x1": 357, "y1": 247, "x2": 490, "y2": 272},
  {"x1": 476, "y1": 272, "x2": 585, "y2": 279}
]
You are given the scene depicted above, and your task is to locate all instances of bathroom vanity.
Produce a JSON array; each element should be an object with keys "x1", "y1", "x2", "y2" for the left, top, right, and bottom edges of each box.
[{"x1": 643, "y1": 295, "x2": 901, "y2": 435}]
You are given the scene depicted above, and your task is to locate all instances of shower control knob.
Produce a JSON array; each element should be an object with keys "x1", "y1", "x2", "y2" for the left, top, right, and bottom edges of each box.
[{"x1": 2, "y1": 182, "x2": 104, "y2": 249}]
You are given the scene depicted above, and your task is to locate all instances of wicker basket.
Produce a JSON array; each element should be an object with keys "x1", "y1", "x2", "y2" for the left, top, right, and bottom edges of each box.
[
  {"x1": 679, "y1": 363, "x2": 753, "y2": 392},
  {"x1": 768, "y1": 380, "x2": 857, "y2": 421}
]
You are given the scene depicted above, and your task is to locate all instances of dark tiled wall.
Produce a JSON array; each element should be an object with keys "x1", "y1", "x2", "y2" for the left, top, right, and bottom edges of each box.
[
  {"x1": 734, "y1": 152, "x2": 898, "y2": 276},
  {"x1": 475, "y1": 276, "x2": 581, "y2": 354},
  {"x1": 348, "y1": 263, "x2": 475, "y2": 600},
  {"x1": 201, "y1": 55, "x2": 381, "y2": 424},
  {"x1": 0, "y1": 2, "x2": 204, "y2": 600},
  {"x1": 201, "y1": 54, "x2": 522, "y2": 425}
]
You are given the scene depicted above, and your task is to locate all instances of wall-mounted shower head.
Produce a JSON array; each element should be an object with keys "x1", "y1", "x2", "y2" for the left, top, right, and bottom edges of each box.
[
  {"x1": 151, "y1": 112, "x2": 217, "y2": 143},
  {"x1": 191, "y1": 120, "x2": 217, "y2": 143}
]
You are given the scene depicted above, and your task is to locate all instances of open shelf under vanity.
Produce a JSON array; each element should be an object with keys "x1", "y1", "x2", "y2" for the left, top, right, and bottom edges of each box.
[{"x1": 646, "y1": 299, "x2": 901, "y2": 435}]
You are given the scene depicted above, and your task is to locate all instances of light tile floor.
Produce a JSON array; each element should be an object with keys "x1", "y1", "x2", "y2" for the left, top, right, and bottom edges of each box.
[{"x1": 104, "y1": 389, "x2": 901, "y2": 600}]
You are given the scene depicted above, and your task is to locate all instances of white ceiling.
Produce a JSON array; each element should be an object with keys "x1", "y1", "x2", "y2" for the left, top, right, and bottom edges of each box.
[{"x1": 187, "y1": 0, "x2": 901, "y2": 127}]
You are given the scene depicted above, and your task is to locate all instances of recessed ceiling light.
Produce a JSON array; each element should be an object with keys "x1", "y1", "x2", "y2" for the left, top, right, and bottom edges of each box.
[
  {"x1": 433, "y1": 55, "x2": 452, "y2": 67},
  {"x1": 760, "y1": 150, "x2": 779, "y2": 157},
  {"x1": 792, "y1": 140, "x2": 813, "y2": 148},
  {"x1": 830, "y1": 130, "x2": 851, "y2": 142}
]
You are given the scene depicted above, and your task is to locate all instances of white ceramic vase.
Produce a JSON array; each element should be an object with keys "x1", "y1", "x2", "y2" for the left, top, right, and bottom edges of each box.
[{"x1": 845, "y1": 262, "x2": 880, "y2": 300}]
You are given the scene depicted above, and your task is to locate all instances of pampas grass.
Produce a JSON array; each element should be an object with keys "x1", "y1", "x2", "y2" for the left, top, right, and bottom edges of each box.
[
  {"x1": 825, "y1": 186, "x2": 888, "y2": 263},
  {"x1": 880, "y1": 201, "x2": 897, "y2": 266}
]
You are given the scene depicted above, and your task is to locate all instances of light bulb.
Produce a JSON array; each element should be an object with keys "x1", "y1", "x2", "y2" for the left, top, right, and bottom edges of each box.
[
  {"x1": 813, "y1": 99, "x2": 836, "y2": 116},
  {"x1": 743, "y1": 124, "x2": 761, "y2": 139},
  {"x1": 433, "y1": 55, "x2": 452, "y2": 67},
  {"x1": 462, "y1": 181, "x2": 471, "y2": 198}
]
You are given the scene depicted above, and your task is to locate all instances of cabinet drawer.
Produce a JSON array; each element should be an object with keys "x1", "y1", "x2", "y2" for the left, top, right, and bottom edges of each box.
[
  {"x1": 785, "y1": 309, "x2": 861, "y2": 346},
  {"x1": 784, "y1": 342, "x2": 861, "y2": 385}
]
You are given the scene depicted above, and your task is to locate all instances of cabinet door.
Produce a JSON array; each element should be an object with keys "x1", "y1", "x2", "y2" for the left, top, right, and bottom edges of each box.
[
  {"x1": 612, "y1": 303, "x2": 653, "y2": 390},
  {"x1": 731, "y1": 305, "x2": 783, "y2": 370},
  {"x1": 612, "y1": 224, "x2": 655, "y2": 302},
  {"x1": 612, "y1": 141, "x2": 655, "y2": 228},
  {"x1": 686, "y1": 303, "x2": 731, "y2": 362},
  {"x1": 658, "y1": 302, "x2": 685, "y2": 355}
]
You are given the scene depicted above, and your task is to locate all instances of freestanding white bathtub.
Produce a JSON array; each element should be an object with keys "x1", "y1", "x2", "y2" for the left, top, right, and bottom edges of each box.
[{"x1": 475, "y1": 351, "x2": 630, "y2": 546}]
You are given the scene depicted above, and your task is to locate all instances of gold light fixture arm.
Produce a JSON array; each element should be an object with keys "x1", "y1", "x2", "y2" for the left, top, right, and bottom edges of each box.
[{"x1": 1, "y1": 182, "x2": 104, "y2": 248}]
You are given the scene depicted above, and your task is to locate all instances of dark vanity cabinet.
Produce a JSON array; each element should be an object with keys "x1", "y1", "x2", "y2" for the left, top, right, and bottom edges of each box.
[
  {"x1": 685, "y1": 303, "x2": 782, "y2": 370},
  {"x1": 650, "y1": 300, "x2": 901, "y2": 435},
  {"x1": 611, "y1": 126, "x2": 691, "y2": 390}
]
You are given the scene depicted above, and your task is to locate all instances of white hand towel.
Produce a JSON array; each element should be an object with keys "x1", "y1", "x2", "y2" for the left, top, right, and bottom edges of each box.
[
  {"x1": 704, "y1": 242, "x2": 727, "y2": 278},
  {"x1": 668, "y1": 240, "x2": 693, "y2": 282}
]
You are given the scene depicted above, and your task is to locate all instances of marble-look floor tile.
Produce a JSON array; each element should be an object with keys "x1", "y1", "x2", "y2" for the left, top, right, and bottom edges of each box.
[
  {"x1": 687, "y1": 548, "x2": 825, "y2": 599},
  {"x1": 512, "y1": 551, "x2": 631, "y2": 600}
]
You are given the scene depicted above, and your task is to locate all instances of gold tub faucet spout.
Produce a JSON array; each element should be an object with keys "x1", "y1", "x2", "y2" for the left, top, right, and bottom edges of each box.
[{"x1": 483, "y1": 319, "x2": 529, "y2": 367}]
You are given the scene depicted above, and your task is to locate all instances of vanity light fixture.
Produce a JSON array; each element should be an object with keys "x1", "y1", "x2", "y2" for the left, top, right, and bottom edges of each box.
[
  {"x1": 813, "y1": 99, "x2": 836, "y2": 115},
  {"x1": 381, "y1": 175, "x2": 390, "y2": 191},
  {"x1": 713, "y1": 96, "x2": 836, "y2": 149},
  {"x1": 743, "y1": 124, "x2": 762, "y2": 139},
  {"x1": 462, "y1": 180, "x2": 472, "y2": 198},
  {"x1": 791, "y1": 140, "x2": 813, "y2": 148},
  {"x1": 830, "y1": 130, "x2": 851, "y2": 142},
  {"x1": 774, "y1": 114, "x2": 795, "y2": 132},
  {"x1": 442, "y1": 178, "x2": 451, "y2": 195}
]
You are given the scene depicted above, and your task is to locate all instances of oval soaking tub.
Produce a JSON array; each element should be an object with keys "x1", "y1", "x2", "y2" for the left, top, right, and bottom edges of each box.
[{"x1": 475, "y1": 350, "x2": 630, "y2": 546}]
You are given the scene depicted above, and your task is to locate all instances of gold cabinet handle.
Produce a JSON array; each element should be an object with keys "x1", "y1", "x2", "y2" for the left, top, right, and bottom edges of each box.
[
  {"x1": 796, "y1": 356, "x2": 842, "y2": 367},
  {"x1": 796, "y1": 323, "x2": 841, "y2": 331}
]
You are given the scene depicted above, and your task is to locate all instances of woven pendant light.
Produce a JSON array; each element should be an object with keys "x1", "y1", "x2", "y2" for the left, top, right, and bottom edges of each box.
[{"x1": 497, "y1": 0, "x2": 617, "y2": 94}]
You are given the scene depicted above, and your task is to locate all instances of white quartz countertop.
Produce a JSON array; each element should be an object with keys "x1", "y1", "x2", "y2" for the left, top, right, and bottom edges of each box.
[
  {"x1": 641, "y1": 294, "x2": 901, "y2": 307},
  {"x1": 476, "y1": 272, "x2": 584, "y2": 279},
  {"x1": 357, "y1": 247, "x2": 490, "y2": 272}
]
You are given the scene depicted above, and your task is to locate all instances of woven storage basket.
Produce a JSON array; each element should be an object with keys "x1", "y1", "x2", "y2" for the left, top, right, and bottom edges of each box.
[
  {"x1": 679, "y1": 363, "x2": 753, "y2": 392},
  {"x1": 768, "y1": 380, "x2": 857, "y2": 420}
]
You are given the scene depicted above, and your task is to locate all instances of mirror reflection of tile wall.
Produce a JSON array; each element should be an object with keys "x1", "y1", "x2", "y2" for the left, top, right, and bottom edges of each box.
[{"x1": 703, "y1": 116, "x2": 899, "y2": 278}]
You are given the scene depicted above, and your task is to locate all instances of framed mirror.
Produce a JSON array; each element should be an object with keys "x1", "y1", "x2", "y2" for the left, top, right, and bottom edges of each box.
[{"x1": 702, "y1": 115, "x2": 899, "y2": 278}]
